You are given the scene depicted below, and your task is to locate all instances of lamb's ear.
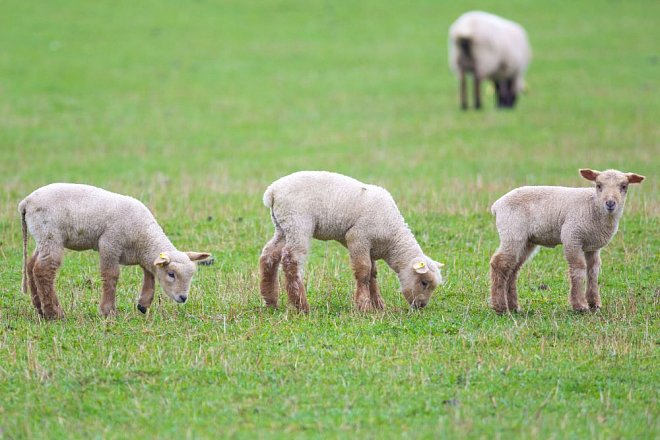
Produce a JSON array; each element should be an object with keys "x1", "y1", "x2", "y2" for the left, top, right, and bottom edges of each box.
[
  {"x1": 580, "y1": 169, "x2": 600, "y2": 181},
  {"x1": 412, "y1": 259, "x2": 429, "y2": 274},
  {"x1": 434, "y1": 261, "x2": 445, "y2": 270},
  {"x1": 154, "y1": 252, "x2": 171, "y2": 267},
  {"x1": 626, "y1": 173, "x2": 645, "y2": 184},
  {"x1": 185, "y1": 252, "x2": 212, "y2": 262}
]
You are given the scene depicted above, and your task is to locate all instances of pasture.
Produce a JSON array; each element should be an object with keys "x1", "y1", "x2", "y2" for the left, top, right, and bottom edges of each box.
[{"x1": 0, "y1": 0, "x2": 658, "y2": 438}]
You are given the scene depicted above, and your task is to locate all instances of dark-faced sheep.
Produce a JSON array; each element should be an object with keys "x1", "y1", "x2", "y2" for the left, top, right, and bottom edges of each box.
[{"x1": 449, "y1": 11, "x2": 531, "y2": 109}]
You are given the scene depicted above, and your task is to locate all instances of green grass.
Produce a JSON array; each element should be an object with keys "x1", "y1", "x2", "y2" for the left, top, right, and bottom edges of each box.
[{"x1": 0, "y1": 0, "x2": 658, "y2": 438}]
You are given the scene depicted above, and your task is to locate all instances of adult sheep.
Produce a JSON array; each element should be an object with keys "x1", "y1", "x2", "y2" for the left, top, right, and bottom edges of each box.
[
  {"x1": 259, "y1": 171, "x2": 444, "y2": 312},
  {"x1": 448, "y1": 11, "x2": 531, "y2": 109},
  {"x1": 489, "y1": 169, "x2": 645, "y2": 313},
  {"x1": 19, "y1": 183, "x2": 211, "y2": 319}
]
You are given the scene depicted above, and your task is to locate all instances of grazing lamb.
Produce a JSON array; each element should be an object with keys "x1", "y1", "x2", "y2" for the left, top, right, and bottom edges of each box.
[
  {"x1": 489, "y1": 169, "x2": 645, "y2": 313},
  {"x1": 19, "y1": 183, "x2": 211, "y2": 319},
  {"x1": 448, "y1": 11, "x2": 531, "y2": 109},
  {"x1": 259, "y1": 171, "x2": 444, "y2": 312}
]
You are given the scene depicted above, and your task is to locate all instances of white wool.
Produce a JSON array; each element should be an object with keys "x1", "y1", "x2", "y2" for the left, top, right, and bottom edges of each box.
[
  {"x1": 19, "y1": 183, "x2": 209, "y2": 309},
  {"x1": 448, "y1": 11, "x2": 531, "y2": 93},
  {"x1": 264, "y1": 171, "x2": 443, "y2": 306}
]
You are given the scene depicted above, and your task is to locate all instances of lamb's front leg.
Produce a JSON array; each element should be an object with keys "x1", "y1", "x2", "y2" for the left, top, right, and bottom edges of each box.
[
  {"x1": 369, "y1": 259, "x2": 385, "y2": 310},
  {"x1": 585, "y1": 250, "x2": 601, "y2": 310},
  {"x1": 564, "y1": 245, "x2": 588, "y2": 312},
  {"x1": 137, "y1": 267, "x2": 155, "y2": 314},
  {"x1": 99, "y1": 258, "x2": 120, "y2": 317},
  {"x1": 346, "y1": 232, "x2": 372, "y2": 312}
]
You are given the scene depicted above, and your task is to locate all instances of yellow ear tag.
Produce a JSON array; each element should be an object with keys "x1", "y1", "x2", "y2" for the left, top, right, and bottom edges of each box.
[
  {"x1": 159, "y1": 252, "x2": 167, "y2": 260},
  {"x1": 413, "y1": 262, "x2": 426, "y2": 270}
]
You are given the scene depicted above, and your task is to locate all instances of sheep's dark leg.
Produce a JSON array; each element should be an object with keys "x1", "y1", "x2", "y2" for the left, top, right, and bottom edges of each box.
[
  {"x1": 585, "y1": 250, "x2": 601, "y2": 310},
  {"x1": 474, "y1": 76, "x2": 482, "y2": 109},
  {"x1": 99, "y1": 259, "x2": 120, "y2": 317},
  {"x1": 259, "y1": 229, "x2": 285, "y2": 308},
  {"x1": 494, "y1": 80, "x2": 502, "y2": 107},
  {"x1": 33, "y1": 247, "x2": 64, "y2": 320},
  {"x1": 460, "y1": 70, "x2": 468, "y2": 110},
  {"x1": 507, "y1": 78, "x2": 517, "y2": 108},
  {"x1": 369, "y1": 259, "x2": 385, "y2": 310},
  {"x1": 564, "y1": 246, "x2": 589, "y2": 312},
  {"x1": 137, "y1": 268, "x2": 155, "y2": 314},
  {"x1": 27, "y1": 250, "x2": 44, "y2": 316}
]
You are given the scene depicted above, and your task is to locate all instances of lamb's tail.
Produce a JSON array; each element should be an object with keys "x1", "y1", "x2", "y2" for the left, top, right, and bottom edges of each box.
[
  {"x1": 18, "y1": 200, "x2": 28, "y2": 294},
  {"x1": 262, "y1": 185, "x2": 274, "y2": 209}
]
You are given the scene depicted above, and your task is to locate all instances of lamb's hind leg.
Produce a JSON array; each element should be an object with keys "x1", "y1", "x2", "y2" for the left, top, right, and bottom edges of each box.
[
  {"x1": 490, "y1": 241, "x2": 525, "y2": 314},
  {"x1": 506, "y1": 243, "x2": 538, "y2": 312},
  {"x1": 259, "y1": 229, "x2": 285, "y2": 308},
  {"x1": 585, "y1": 250, "x2": 601, "y2": 310},
  {"x1": 32, "y1": 247, "x2": 64, "y2": 320},
  {"x1": 369, "y1": 259, "x2": 385, "y2": 310},
  {"x1": 281, "y1": 232, "x2": 311, "y2": 313},
  {"x1": 27, "y1": 251, "x2": 43, "y2": 316}
]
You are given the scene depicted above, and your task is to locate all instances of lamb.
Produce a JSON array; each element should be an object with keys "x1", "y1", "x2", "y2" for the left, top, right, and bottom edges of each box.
[
  {"x1": 19, "y1": 183, "x2": 211, "y2": 319},
  {"x1": 448, "y1": 11, "x2": 531, "y2": 109},
  {"x1": 489, "y1": 169, "x2": 645, "y2": 313},
  {"x1": 259, "y1": 171, "x2": 444, "y2": 312}
]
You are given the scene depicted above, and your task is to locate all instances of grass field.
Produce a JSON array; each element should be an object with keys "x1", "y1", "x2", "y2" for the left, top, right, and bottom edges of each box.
[{"x1": 0, "y1": 0, "x2": 658, "y2": 438}]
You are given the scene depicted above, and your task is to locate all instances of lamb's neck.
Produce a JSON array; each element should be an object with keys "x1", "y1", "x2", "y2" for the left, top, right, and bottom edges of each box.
[
  {"x1": 383, "y1": 227, "x2": 424, "y2": 275},
  {"x1": 139, "y1": 226, "x2": 177, "y2": 273},
  {"x1": 588, "y1": 197, "x2": 622, "y2": 245}
]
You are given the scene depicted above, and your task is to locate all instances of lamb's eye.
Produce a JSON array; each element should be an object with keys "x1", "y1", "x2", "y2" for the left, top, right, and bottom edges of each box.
[
  {"x1": 421, "y1": 280, "x2": 429, "y2": 288},
  {"x1": 620, "y1": 184, "x2": 627, "y2": 191},
  {"x1": 596, "y1": 184, "x2": 602, "y2": 190},
  {"x1": 167, "y1": 271, "x2": 176, "y2": 279}
]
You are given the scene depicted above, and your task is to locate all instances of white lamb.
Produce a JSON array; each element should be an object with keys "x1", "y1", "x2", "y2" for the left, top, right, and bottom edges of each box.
[
  {"x1": 19, "y1": 183, "x2": 211, "y2": 319},
  {"x1": 259, "y1": 171, "x2": 444, "y2": 312},
  {"x1": 448, "y1": 11, "x2": 531, "y2": 109},
  {"x1": 489, "y1": 169, "x2": 645, "y2": 313}
]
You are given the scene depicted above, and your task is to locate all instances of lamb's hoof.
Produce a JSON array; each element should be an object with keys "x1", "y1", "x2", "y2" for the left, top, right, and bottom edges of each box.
[
  {"x1": 264, "y1": 300, "x2": 279, "y2": 309},
  {"x1": 43, "y1": 308, "x2": 65, "y2": 320},
  {"x1": 589, "y1": 305, "x2": 601, "y2": 312},
  {"x1": 136, "y1": 304, "x2": 148, "y2": 314},
  {"x1": 572, "y1": 305, "x2": 589, "y2": 313}
]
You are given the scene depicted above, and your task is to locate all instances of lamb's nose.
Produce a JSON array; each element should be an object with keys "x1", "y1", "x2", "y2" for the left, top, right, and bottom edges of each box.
[
  {"x1": 606, "y1": 200, "x2": 616, "y2": 210},
  {"x1": 178, "y1": 295, "x2": 187, "y2": 303}
]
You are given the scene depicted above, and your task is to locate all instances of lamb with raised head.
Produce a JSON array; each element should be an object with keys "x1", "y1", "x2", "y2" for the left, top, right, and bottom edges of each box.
[
  {"x1": 259, "y1": 171, "x2": 444, "y2": 312},
  {"x1": 19, "y1": 183, "x2": 211, "y2": 319},
  {"x1": 448, "y1": 11, "x2": 531, "y2": 109},
  {"x1": 489, "y1": 169, "x2": 645, "y2": 313}
]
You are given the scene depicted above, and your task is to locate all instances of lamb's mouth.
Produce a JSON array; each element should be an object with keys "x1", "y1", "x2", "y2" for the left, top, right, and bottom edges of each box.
[{"x1": 173, "y1": 294, "x2": 188, "y2": 304}]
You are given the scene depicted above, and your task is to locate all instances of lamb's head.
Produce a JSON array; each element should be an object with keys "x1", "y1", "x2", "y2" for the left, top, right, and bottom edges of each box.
[
  {"x1": 153, "y1": 251, "x2": 211, "y2": 303},
  {"x1": 580, "y1": 168, "x2": 645, "y2": 217},
  {"x1": 399, "y1": 256, "x2": 444, "y2": 309}
]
